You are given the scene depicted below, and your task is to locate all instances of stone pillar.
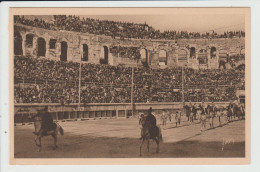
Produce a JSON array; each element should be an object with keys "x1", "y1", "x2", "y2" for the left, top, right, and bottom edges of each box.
[
  {"x1": 46, "y1": 38, "x2": 50, "y2": 58},
  {"x1": 21, "y1": 34, "x2": 26, "y2": 56},
  {"x1": 33, "y1": 37, "x2": 38, "y2": 56},
  {"x1": 116, "y1": 110, "x2": 119, "y2": 119}
]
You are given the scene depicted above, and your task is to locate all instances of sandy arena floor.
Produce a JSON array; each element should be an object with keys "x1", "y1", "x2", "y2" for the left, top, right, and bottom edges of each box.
[{"x1": 14, "y1": 117, "x2": 245, "y2": 158}]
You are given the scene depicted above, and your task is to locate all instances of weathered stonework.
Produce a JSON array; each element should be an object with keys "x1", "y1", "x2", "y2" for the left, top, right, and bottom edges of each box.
[{"x1": 14, "y1": 24, "x2": 245, "y2": 69}]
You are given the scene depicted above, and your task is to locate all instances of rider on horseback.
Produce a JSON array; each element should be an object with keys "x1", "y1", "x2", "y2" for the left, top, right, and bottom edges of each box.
[
  {"x1": 34, "y1": 106, "x2": 56, "y2": 136},
  {"x1": 146, "y1": 107, "x2": 157, "y2": 138}
]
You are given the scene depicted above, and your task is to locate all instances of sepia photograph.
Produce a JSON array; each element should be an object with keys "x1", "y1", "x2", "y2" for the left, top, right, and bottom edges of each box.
[{"x1": 9, "y1": 7, "x2": 250, "y2": 165}]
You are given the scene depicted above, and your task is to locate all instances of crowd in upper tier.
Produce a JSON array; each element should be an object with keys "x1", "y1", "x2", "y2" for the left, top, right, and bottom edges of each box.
[
  {"x1": 14, "y1": 15, "x2": 245, "y2": 40},
  {"x1": 14, "y1": 56, "x2": 245, "y2": 104}
]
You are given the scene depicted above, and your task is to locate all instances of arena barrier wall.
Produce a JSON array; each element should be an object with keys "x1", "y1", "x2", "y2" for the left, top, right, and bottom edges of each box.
[{"x1": 14, "y1": 102, "x2": 231, "y2": 124}]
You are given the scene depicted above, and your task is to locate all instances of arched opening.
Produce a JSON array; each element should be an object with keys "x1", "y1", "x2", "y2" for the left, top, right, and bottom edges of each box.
[
  {"x1": 60, "y1": 41, "x2": 68, "y2": 61},
  {"x1": 159, "y1": 50, "x2": 167, "y2": 66},
  {"x1": 178, "y1": 49, "x2": 188, "y2": 65},
  {"x1": 26, "y1": 34, "x2": 34, "y2": 48},
  {"x1": 49, "y1": 39, "x2": 57, "y2": 49},
  {"x1": 190, "y1": 47, "x2": 196, "y2": 59},
  {"x1": 100, "y1": 46, "x2": 109, "y2": 64},
  {"x1": 104, "y1": 46, "x2": 108, "y2": 62},
  {"x1": 198, "y1": 49, "x2": 208, "y2": 65},
  {"x1": 37, "y1": 37, "x2": 46, "y2": 57},
  {"x1": 82, "y1": 44, "x2": 88, "y2": 61},
  {"x1": 140, "y1": 48, "x2": 148, "y2": 66},
  {"x1": 14, "y1": 31, "x2": 23, "y2": 56},
  {"x1": 210, "y1": 47, "x2": 217, "y2": 58}
]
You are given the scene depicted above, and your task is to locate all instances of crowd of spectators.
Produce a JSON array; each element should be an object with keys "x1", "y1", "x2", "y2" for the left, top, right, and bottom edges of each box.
[
  {"x1": 228, "y1": 54, "x2": 245, "y2": 67},
  {"x1": 110, "y1": 46, "x2": 141, "y2": 60},
  {"x1": 14, "y1": 15, "x2": 245, "y2": 40},
  {"x1": 14, "y1": 56, "x2": 245, "y2": 104}
]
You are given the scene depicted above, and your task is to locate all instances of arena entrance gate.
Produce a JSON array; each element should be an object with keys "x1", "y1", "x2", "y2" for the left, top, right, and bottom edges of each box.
[
  {"x1": 60, "y1": 41, "x2": 68, "y2": 61},
  {"x1": 37, "y1": 37, "x2": 46, "y2": 57},
  {"x1": 14, "y1": 31, "x2": 23, "y2": 56}
]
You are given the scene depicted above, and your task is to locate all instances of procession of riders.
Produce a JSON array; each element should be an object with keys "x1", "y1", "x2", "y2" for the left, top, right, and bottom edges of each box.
[
  {"x1": 139, "y1": 99, "x2": 245, "y2": 133},
  {"x1": 184, "y1": 99, "x2": 245, "y2": 131}
]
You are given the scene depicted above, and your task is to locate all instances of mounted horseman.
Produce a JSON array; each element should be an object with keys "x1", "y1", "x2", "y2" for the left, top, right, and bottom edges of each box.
[
  {"x1": 139, "y1": 107, "x2": 162, "y2": 156},
  {"x1": 146, "y1": 107, "x2": 157, "y2": 138},
  {"x1": 34, "y1": 106, "x2": 57, "y2": 136},
  {"x1": 33, "y1": 106, "x2": 64, "y2": 152}
]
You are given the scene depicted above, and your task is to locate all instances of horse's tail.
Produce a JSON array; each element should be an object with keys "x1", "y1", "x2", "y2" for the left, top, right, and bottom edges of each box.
[{"x1": 59, "y1": 126, "x2": 64, "y2": 135}]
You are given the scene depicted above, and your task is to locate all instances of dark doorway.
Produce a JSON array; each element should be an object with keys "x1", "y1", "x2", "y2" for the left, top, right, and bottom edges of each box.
[
  {"x1": 210, "y1": 47, "x2": 217, "y2": 58},
  {"x1": 190, "y1": 47, "x2": 196, "y2": 58},
  {"x1": 26, "y1": 34, "x2": 34, "y2": 48},
  {"x1": 14, "y1": 32, "x2": 23, "y2": 56},
  {"x1": 37, "y1": 37, "x2": 46, "y2": 57},
  {"x1": 82, "y1": 44, "x2": 88, "y2": 61},
  {"x1": 60, "y1": 41, "x2": 68, "y2": 61},
  {"x1": 104, "y1": 46, "x2": 108, "y2": 63},
  {"x1": 140, "y1": 48, "x2": 148, "y2": 66}
]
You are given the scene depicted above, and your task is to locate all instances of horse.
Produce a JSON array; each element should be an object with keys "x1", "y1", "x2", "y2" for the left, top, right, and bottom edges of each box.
[
  {"x1": 33, "y1": 115, "x2": 64, "y2": 152},
  {"x1": 139, "y1": 115, "x2": 162, "y2": 156},
  {"x1": 234, "y1": 103, "x2": 245, "y2": 120}
]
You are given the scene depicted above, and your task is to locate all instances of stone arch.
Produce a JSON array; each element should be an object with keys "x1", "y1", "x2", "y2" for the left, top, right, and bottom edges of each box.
[
  {"x1": 60, "y1": 41, "x2": 68, "y2": 61},
  {"x1": 25, "y1": 34, "x2": 34, "y2": 48},
  {"x1": 198, "y1": 48, "x2": 208, "y2": 64},
  {"x1": 82, "y1": 44, "x2": 88, "y2": 61},
  {"x1": 210, "y1": 46, "x2": 217, "y2": 58},
  {"x1": 178, "y1": 49, "x2": 188, "y2": 65},
  {"x1": 14, "y1": 31, "x2": 23, "y2": 56},
  {"x1": 37, "y1": 37, "x2": 46, "y2": 57},
  {"x1": 159, "y1": 49, "x2": 167, "y2": 65}
]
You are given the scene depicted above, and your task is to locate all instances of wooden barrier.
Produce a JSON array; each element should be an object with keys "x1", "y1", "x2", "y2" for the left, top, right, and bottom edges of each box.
[{"x1": 14, "y1": 102, "x2": 231, "y2": 124}]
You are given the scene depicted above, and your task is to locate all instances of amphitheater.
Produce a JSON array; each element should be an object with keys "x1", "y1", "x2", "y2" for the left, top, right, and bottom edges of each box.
[{"x1": 13, "y1": 15, "x2": 246, "y2": 158}]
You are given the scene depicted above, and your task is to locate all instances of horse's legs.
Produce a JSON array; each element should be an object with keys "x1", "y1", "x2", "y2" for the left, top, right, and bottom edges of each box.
[
  {"x1": 147, "y1": 139, "x2": 150, "y2": 152},
  {"x1": 37, "y1": 136, "x2": 42, "y2": 152},
  {"x1": 34, "y1": 131, "x2": 42, "y2": 152},
  {"x1": 155, "y1": 138, "x2": 159, "y2": 153},
  {"x1": 140, "y1": 139, "x2": 145, "y2": 156},
  {"x1": 52, "y1": 133, "x2": 58, "y2": 149}
]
